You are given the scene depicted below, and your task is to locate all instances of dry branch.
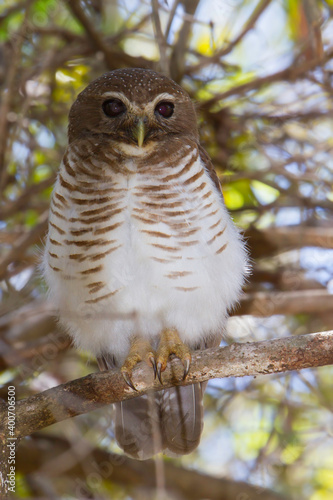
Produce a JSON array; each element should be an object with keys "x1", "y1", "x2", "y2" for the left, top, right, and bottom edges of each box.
[
  {"x1": 1, "y1": 330, "x2": 332, "y2": 440},
  {"x1": 237, "y1": 290, "x2": 333, "y2": 316},
  {"x1": 151, "y1": 0, "x2": 169, "y2": 76},
  {"x1": 246, "y1": 226, "x2": 333, "y2": 258},
  {"x1": 169, "y1": 0, "x2": 200, "y2": 81}
]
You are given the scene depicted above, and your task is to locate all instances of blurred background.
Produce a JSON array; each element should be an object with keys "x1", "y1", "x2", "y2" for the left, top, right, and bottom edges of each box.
[{"x1": 0, "y1": 0, "x2": 333, "y2": 499}]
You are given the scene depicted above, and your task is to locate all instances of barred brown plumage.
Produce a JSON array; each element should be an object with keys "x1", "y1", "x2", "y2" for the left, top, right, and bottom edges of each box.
[{"x1": 43, "y1": 68, "x2": 248, "y2": 460}]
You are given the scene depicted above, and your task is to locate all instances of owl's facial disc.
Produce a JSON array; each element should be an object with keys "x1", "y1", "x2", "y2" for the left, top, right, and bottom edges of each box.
[
  {"x1": 100, "y1": 91, "x2": 178, "y2": 148},
  {"x1": 68, "y1": 71, "x2": 199, "y2": 146}
]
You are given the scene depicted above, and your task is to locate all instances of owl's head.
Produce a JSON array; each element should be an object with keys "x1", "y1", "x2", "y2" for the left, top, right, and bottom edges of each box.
[{"x1": 68, "y1": 68, "x2": 198, "y2": 150}]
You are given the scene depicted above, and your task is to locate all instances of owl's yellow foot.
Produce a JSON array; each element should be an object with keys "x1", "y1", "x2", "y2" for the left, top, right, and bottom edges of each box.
[
  {"x1": 121, "y1": 336, "x2": 156, "y2": 391},
  {"x1": 156, "y1": 328, "x2": 191, "y2": 384}
]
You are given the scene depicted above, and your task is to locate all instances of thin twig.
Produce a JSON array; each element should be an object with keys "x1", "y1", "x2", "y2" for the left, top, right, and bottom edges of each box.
[
  {"x1": 165, "y1": 0, "x2": 181, "y2": 41},
  {"x1": 151, "y1": 0, "x2": 169, "y2": 76},
  {"x1": 187, "y1": 0, "x2": 272, "y2": 75}
]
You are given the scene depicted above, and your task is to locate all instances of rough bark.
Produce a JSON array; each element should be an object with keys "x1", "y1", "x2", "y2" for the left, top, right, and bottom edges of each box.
[{"x1": 0, "y1": 331, "x2": 331, "y2": 441}]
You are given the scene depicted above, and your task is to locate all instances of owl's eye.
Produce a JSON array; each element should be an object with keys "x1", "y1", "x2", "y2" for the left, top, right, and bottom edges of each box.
[
  {"x1": 102, "y1": 99, "x2": 126, "y2": 117},
  {"x1": 155, "y1": 101, "x2": 174, "y2": 118}
]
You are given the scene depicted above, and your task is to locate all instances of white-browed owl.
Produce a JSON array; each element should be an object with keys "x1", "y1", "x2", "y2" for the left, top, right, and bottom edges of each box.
[{"x1": 43, "y1": 68, "x2": 247, "y2": 460}]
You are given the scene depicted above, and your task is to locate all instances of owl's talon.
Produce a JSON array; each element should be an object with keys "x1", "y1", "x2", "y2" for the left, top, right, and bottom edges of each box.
[
  {"x1": 156, "y1": 362, "x2": 163, "y2": 384},
  {"x1": 150, "y1": 356, "x2": 157, "y2": 379},
  {"x1": 156, "y1": 328, "x2": 192, "y2": 382},
  {"x1": 183, "y1": 358, "x2": 190, "y2": 380},
  {"x1": 121, "y1": 371, "x2": 138, "y2": 391},
  {"x1": 120, "y1": 336, "x2": 156, "y2": 387}
]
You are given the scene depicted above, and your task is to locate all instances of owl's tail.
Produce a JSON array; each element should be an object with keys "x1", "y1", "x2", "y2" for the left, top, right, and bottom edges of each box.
[{"x1": 114, "y1": 384, "x2": 204, "y2": 460}]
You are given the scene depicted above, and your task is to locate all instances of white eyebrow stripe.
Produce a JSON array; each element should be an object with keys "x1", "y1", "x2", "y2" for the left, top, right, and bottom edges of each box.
[
  {"x1": 102, "y1": 91, "x2": 127, "y2": 99},
  {"x1": 101, "y1": 91, "x2": 176, "y2": 114},
  {"x1": 151, "y1": 93, "x2": 176, "y2": 104},
  {"x1": 144, "y1": 93, "x2": 176, "y2": 114},
  {"x1": 101, "y1": 91, "x2": 140, "y2": 113},
  {"x1": 101, "y1": 91, "x2": 132, "y2": 107}
]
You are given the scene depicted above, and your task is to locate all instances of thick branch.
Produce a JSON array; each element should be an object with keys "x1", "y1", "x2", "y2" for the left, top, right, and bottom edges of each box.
[{"x1": 1, "y1": 331, "x2": 332, "y2": 440}]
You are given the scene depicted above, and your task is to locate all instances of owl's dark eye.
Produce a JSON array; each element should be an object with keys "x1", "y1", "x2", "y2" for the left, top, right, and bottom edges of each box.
[
  {"x1": 102, "y1": 99, "x2": 126, "y2": 117},
  {"x1": 155, "y1": 101, "x2": 174, "y2": 118}
]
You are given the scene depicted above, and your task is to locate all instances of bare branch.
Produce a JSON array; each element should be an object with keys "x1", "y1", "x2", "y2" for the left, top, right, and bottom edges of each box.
[
  {"x1": 1, "y1": 331, "x2": 332, "y2": 440},
  {"x1": 170, "y1": 0, "x2": 200, "y2": 81},
  {"x1": 151, "y1": 0, "x2": 169, "y2": 76},
  {"x1": 237, "y1": 290, "x2": 333, "y2": 317},
  {"x1": 165, "y1": 0, "x2": 181, "y2": 40},
  {"x1": 246, "y1": 226, "x2": 333, "y2": 258}
]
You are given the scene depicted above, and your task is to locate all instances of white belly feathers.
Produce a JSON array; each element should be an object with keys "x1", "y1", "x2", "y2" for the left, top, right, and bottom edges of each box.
[{"x1": 43, "y1": 147, "x2": 247, "y2": 362}]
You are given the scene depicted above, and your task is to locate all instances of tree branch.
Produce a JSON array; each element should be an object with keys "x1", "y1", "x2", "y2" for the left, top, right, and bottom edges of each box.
[
  {"x1": 200, "y1": 48, "x2": 333, "y2": 108},
  {"x1": 66, "y1": 0, "x2": 151, "y2": 70},
  {"x1": 246, "y1": 226, "x2": 333, "y2": 259},
  {"x1": 187, "y1": 0, "x2": 272, "y2": 74},
  {"x1": 151, "y1": 0, "x2": 169, "y2": 76},
  {"x1": 1, "y1": 331, "x2": 332, "y2": 440},
  {"x1": 237, "y1": 290, "x2": 333, "y2": 316},
  {"x1": 169, "y1": 0, "x2": 200, "y2": 81}
]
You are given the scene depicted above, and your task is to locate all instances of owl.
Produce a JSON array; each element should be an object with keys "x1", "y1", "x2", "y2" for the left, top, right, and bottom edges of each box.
[{"x1": 43, "y1": 68, "x2": 247, "y2": 460}]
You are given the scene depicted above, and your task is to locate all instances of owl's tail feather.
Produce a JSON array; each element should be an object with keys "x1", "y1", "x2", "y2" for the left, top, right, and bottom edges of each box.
[
  {"x1": 161, "y1": 384, "x2": 203, "y2": 456},
  {"x1": 115, "y1": 393, "x2": 162, "y2": 460},
  {"x1": 97, "y1": 354, "x2": 204, "y2": 459},
  {"x1": 114, "y1": 384, "x2": 203, "y2": 460}
]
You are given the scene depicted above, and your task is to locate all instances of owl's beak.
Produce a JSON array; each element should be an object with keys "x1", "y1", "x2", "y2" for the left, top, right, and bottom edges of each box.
[{"x1": 133, "y1": 118, "x2": 146, "y2": 147}]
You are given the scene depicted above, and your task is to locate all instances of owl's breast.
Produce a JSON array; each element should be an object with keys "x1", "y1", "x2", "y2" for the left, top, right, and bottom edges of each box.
[
  {"x1": 84, "y1": 150, "x2": 244, "y2": 314},
  {"x1": 44, "y1": 148, "x2": 246, "y2": 354}
]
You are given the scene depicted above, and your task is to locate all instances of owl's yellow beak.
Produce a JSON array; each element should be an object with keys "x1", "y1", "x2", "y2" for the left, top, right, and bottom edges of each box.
[{"x1": 133, "y1": 118, "x2": 146, "y2": 147}]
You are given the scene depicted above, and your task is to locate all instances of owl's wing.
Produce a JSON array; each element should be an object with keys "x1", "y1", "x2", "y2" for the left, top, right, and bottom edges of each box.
[
  {"x1": 161, "y1": 384, "x2": 203, "y2": 456},
  {"x1": 198, "y1": 144, "x2": 227, "y2": 377},
  {"x1": 198, "y1": 144, "x2": 224, "y2": 200}
]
